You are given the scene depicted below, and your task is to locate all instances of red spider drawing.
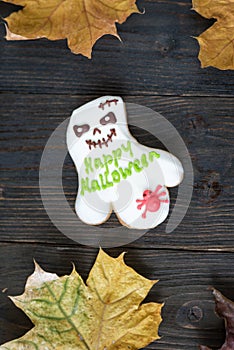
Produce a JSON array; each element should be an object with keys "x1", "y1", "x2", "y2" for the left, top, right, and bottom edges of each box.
[{"x1": 136, "y1": 185, "x2": 169, "y2": 219}]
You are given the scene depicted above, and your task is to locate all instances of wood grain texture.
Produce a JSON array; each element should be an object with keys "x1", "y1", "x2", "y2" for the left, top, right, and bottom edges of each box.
[
  {"x1": 0, "y1": 0, "x2": 234, "y2": 97},
  {"x1": 1, "y1": 245, "x2": 234, "y2": 349},
  {"x1": 0, "y1": 0, "x2": 234, "y2": 349}
]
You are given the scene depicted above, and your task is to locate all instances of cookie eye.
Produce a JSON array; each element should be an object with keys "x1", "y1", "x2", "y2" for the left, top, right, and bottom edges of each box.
[
  {"x1": 100, "y1": 112, "x2": 117, "y2": 125},
  {"x1": 73, "y1": 124, "x2": 90, "y2": 138}
]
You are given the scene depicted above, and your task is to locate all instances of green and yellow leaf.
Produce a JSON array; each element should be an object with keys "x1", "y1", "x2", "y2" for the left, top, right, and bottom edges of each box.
[{"x1": 0, "y1": 249, "x2": 162, "y2": 350}]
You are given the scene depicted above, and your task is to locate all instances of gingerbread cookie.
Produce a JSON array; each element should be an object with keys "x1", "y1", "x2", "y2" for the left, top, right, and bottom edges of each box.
[{"x1": 67, "y1": 96, "x2": 184, "y2": 229}]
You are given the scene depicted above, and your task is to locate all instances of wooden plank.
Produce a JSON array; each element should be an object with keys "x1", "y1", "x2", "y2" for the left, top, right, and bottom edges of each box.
[
  {"x1": 1, "y1": 94, "x2": 233, "y2": 250},
  {"x1": 0, "y1": 244, "x2": 233, "y2": 349},
  {"x1": 0, "y1": 1, "x2": 234, "y2": 97},
  {"x1": 0, "y1": 1, "x2": 233, "y2": 349}
]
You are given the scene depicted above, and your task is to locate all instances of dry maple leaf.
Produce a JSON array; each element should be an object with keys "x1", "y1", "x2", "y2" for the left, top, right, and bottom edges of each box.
[
  {"x1": 0, "y1": 249, "x2": 162, "y2": 350},
  {"x1": 200, "y1": 288, "x2": 234, "y2": 350},
  {"x1": 2, "y1": 0, "x2": 140, "y2": 58},
  {"x1": 192, "y1": 0, "x2": 234, "y2": 70}
]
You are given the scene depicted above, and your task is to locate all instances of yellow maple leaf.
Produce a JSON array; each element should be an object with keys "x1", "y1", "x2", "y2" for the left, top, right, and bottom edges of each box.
[
  {"x1": 2, "y1": 0, "x2": 140, "y2": 58},
  {"x1": 193, "y1": 0, "x2": 234, "y2": 70},
  {"x1": 0, "y1": 249, "x2": 162, "y2": 350}
]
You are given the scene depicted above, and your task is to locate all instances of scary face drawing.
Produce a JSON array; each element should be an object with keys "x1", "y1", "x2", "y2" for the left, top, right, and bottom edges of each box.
[{"x1": 66, "y1": 96, "x2": 184, "y2": 229}]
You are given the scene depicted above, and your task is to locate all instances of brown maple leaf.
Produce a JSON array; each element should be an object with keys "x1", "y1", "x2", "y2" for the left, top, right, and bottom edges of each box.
[
  {"x1": 200, "y1": 288, "x2": 234, "y2": 350},
  {"x1": 192, "y1": 0, "x2": 234, "y2": 70},
  {"x1": 2, "y1": 0, "x2": 140, "y2": 57}
]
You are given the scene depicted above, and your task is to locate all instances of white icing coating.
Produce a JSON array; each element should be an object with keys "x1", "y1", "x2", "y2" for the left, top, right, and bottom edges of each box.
[{"x1": 66, "y1": 96, "x2": 184, "y2": 229}]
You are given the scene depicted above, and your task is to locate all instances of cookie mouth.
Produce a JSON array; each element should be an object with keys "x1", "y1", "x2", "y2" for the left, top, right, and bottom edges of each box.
[{"x1": 86, "y1": 128, "x2": 117, "y2": 150}]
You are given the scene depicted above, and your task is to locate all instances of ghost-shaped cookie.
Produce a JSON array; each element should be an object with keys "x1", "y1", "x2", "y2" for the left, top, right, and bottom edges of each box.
[{"x1": 67, "y1": 96, "x2": 184, "y2": 229}]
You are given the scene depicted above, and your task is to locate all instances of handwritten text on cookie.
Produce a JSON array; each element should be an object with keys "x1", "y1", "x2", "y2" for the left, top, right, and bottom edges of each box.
[{"x1": 80, "y1": 141, "x2": 160, "y2": 195}]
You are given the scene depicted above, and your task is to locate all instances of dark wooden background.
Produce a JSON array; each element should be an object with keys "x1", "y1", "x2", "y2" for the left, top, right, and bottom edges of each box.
[{"x1": 0, "y1": 0, "x2": 234, "y2": 349}]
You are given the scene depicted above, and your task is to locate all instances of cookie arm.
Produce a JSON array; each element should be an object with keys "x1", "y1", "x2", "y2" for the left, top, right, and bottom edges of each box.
[{"x1": 153, "y1": 149, "x2": 184, "y2": 187}]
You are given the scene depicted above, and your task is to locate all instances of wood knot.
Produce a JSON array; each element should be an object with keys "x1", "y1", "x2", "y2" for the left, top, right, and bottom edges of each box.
[
  {"x1": 183, "y1": 114, "x2": 209, "y2": 134},
  {"x1": 154, "y1": 34, "x2": 176, "y2": 56},
  {"x1": 187, "y1": 306, "x2": 203, "y2": 322},
  {"x1": 176, "y1": 298, "x2": 222, "y2": 330},
  {"x1": 195, "y1": 171, "x2": 222, "y2": 204},
  {"x1": 176, "y1": 301, "x2": 206, "y2": 329}
]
